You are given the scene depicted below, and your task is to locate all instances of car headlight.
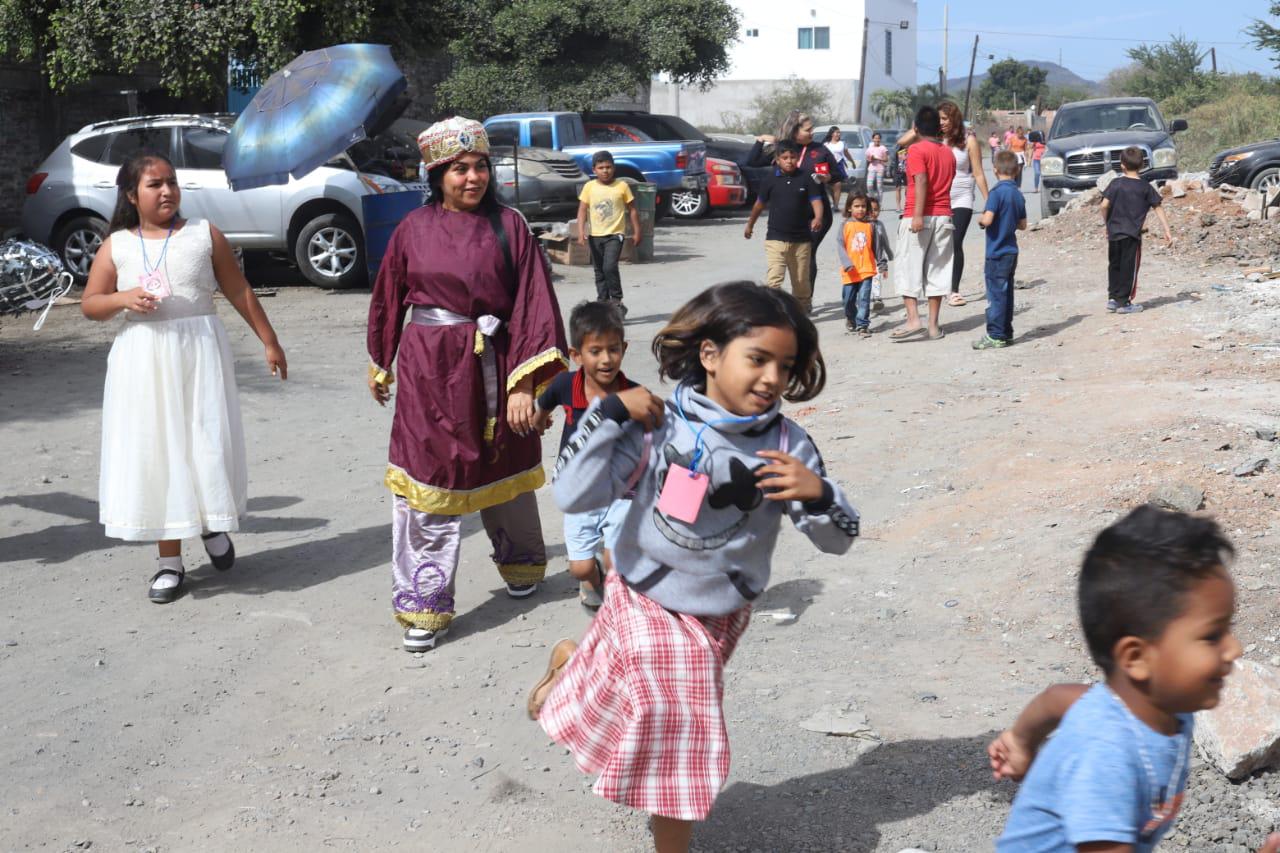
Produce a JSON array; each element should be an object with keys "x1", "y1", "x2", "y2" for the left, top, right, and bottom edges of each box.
[
  {"x1": 1041, "y1": 156, "x2": 1064, "y2": 176},
  {"x1": 1152, "y1": 148, "x2": 1177, "y2": 169},
  {"x1": 1224, "y1": 151, "x2": 1256, "y2": 164}
]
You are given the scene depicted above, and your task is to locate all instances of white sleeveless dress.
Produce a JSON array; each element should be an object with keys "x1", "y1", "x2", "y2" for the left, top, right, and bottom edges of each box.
[
  {"x1": 99, "y1": 220, "x2": 247, "y2": 541},
  {"x1": 950, "y1": 144, "x2": 976, "y2": 211}
]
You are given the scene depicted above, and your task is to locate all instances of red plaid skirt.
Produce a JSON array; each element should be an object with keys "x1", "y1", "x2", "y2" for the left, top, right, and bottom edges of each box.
[{"x1": 539, "y1": 572, "x2": 751, "y2": 820}]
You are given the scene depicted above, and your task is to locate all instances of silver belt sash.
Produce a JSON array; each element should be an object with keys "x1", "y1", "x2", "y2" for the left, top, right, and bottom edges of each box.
[{"x1": 410, "y1": 306, "x2": 504, "y2": 443}]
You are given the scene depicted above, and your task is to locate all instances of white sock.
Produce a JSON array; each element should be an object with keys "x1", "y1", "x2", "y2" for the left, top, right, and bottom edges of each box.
[
  {"x1": 203, "y1": 533, "x2": 231, "y2": 557},
  {"x1": 153, "y1": 555, "x2": 184, "y2": 590}
]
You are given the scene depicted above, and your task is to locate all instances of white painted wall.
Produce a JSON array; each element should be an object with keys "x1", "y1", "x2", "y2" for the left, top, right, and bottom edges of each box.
[{"x1": 652, "y1": 0, "x2": 917, "y2": 127}]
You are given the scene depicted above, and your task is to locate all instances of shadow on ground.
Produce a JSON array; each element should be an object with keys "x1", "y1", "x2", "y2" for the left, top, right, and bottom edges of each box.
[{"x1": 695, "y1": 733, "x2": 1009, "y2": 852}]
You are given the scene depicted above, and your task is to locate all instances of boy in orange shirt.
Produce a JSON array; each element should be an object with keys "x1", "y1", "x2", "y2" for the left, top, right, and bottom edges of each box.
[{"x1": 837, "y1": 193, "x2": 884, "y2": 337}]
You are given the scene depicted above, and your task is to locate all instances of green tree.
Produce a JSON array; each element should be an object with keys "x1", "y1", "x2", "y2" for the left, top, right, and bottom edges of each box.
[
  {"x1": 870, "y1": 88, "x2": 913, "y2": 127},
  {"x1": 1040, "y1": 85, "x2": 1091, "y2": 110},
  {"x1": 436, "y1": 0, "x2": 738, "y2": 116},
  {"x1": 976, "y1": 59, "x2": 1047, "y2": 110},
  {"x1": 1246, "y1": 2, "x2": 1280, "y2": 69},
  {"x1": 1124, "y1": 34, "x2": 1204, "y2": 103},
  {"x1": 725, "y1": 77, "x2": 830, "y2": 135},
  {"x1": 0, "y1": 0, "x2": 390, "y2": 100}
]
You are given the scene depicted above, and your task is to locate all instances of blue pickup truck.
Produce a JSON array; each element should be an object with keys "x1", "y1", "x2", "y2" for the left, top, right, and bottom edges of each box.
[{"x1": 483, "y1": 112, "x2": 707, "y2": 210}]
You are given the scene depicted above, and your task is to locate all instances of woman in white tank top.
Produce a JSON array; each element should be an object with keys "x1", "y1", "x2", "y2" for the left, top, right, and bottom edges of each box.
[{"x1": 80, "y1": 152, "x2": 287, "y2": 604}]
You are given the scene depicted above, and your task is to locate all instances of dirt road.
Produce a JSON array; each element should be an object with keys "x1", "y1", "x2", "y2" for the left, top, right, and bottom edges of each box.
[{"x1": 3, "y1": 191, "x2": 1279, "y2": 852}]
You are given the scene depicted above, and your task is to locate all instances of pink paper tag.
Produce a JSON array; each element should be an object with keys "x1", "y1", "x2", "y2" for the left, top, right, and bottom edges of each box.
[
  {"x1": 657, "y1": 463, "x2": 708, "y2": 524},
  {"x1": 139, "y1": 269, "x2": 171, "y2": 299}
]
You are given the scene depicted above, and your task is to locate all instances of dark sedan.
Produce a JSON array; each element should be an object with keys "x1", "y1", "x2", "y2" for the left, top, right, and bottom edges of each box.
[{"x1": 1208, "y1": 138, "x2": 1280, "y2": 193}]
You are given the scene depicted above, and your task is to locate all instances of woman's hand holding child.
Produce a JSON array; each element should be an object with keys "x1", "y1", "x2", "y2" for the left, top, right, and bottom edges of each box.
[{"x1": 755, "y1": 450, "x2": 823, "y2": 503}]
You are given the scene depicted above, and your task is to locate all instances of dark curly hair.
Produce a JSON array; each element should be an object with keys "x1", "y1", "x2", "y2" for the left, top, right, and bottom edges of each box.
[{"x1": 651, "y1": 281, "x2": 825, "y2": 402}]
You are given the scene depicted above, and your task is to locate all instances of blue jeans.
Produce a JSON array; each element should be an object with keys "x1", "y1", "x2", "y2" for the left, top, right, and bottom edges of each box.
[
  {"x1": 843, "y1": 277, "x2": 873, "y2": 329},
  {"x1": 984, "y1": 254, "x2": 1018, "y2": 341},
  {"x1": 1032, "y1": 159, "x2": 1042, "y2": 190}
]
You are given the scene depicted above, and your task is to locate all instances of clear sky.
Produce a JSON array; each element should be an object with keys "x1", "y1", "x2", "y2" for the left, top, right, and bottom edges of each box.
[{"x1": 911, "y1": 0, "x2": 1277, "y2": 86}]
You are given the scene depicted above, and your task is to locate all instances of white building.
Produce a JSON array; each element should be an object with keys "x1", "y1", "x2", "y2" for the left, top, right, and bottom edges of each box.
[{"x1": 652, "y1": 0, "x2": 918, "y2": 129}]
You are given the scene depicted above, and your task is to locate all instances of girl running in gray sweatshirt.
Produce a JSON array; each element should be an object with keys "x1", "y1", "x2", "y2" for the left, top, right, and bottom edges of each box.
[{"x1": 527, "y1": 282, "x2": 858, "y2": 852}]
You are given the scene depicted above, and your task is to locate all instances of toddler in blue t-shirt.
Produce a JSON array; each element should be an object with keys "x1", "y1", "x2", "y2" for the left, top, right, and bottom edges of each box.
[{"x1": 989, "y1": 505, "x2": 1280, "y2": 853}]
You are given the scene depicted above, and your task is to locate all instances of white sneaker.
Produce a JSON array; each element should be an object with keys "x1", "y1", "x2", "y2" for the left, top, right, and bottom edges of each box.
[
  {"x1": 403, "y1": 627, "x2": 447, "y2": 652},
  {"x1": 506, "y1": 583, "x2": 538, "y2": 599}
]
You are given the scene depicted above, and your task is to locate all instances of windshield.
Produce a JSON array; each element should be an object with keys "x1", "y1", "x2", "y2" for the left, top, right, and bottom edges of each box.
[{"x1": 1051, "y1": 104, "x2": 1165, "y2": 139}]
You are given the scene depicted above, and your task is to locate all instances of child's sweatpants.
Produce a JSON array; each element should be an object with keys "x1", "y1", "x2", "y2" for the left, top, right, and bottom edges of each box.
[
  {"x1": 1107, "y1": 236, "x2": 1142, "y2": 305},
  {"x1": 842, "y1": 277, "x2": 874, "y2": 329}
]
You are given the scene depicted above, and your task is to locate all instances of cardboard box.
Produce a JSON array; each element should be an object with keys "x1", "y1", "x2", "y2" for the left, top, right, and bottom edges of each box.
[{"x1": 541, "y1": 229, "x2": 637, "y2": 267}]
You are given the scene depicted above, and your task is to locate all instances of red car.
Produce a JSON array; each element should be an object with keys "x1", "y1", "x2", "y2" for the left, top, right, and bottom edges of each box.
[{"x1": 706, "y1": 157, "x2": 746, "y2": 212}]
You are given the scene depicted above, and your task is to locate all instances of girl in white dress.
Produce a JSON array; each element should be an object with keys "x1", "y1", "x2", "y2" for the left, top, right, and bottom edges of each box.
[{"x1": 82, "y1": 151, "x2": 287, "y2": 603}]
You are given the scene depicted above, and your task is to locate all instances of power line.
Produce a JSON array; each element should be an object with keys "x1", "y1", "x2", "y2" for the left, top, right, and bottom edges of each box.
[{"x1": 916, "y1": 27, "x2": 1252, "y2": 45}]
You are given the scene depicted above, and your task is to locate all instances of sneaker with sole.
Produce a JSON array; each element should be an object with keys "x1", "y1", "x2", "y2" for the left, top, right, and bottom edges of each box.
[
  {"x1": 403, "y1": 626, "x2": 447, "y2": 652},
  {"x1": 506, "y1": 582, "x2": 538, "y2": 599},
  {"x1": 972, "y1": 335, "x2": 1010, "y2": 350},
  {"x1": 527, "y1": 638, "x2": 577, "y2": 720},
  {"x1": 1105, "y1": 299, "x2": 1119, "y2": 313},
  {"x1": 1115, "y1": 303, "x2": 1144, "y2": 314}
]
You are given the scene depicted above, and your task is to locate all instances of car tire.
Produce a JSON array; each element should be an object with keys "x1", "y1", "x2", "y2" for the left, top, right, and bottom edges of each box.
[
  {"x1": 668, "y1": 190, "x2": 709, "y2": 219},
  {"x1": 1250, "y1": 167, "x2": 1280, "y2": 193},
  {"x1": 293, "y1": 212, "x2": 366, "y2": 289},
  {"x1": 54, "y1": 215, "x2": 108, "y2": 286}
]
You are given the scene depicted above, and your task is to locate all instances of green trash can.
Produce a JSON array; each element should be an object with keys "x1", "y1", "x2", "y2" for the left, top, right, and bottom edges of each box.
[{"x1": 628, "y1": 181, "x2": 656, "y2": 263}]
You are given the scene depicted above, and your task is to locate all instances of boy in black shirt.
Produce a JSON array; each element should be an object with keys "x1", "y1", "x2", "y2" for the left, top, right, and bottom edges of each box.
[
  {"x1": 743, "y1": 140, "x2": 825, "y2": 313},
  {"x1": 532, "y1": 301, "x2": 633, "y2": 608},
  {"x1": 1101, "y1": 147, "x2": 1174, "y2": 314}
]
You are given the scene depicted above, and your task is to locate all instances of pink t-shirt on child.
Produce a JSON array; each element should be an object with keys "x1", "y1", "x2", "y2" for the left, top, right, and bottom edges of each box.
[{"x1": 865, "y1": 144, "x2": 888, "y2": 168}]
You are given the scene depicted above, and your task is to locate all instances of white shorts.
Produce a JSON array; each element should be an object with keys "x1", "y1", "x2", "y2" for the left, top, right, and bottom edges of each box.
[
  {"x1": 563, "y1": 500, "x2": 629, "y2": 561},
  {"x1": 893, "y1": 215, "x2": 955, "y2": 300}
]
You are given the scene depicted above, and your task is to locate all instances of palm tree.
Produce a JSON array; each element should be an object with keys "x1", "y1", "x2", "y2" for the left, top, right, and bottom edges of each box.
[{"x1": 870, "y1": 88, "x2": 913, "y2": 127}]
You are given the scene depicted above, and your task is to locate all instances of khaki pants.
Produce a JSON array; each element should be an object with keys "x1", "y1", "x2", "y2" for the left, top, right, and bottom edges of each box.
[
  {"x1": 763, "y1": 239, "x2": 813, "y2": 311},
  {"x1": 893, "y1": 216, "x2": 954, "y2": 300}
]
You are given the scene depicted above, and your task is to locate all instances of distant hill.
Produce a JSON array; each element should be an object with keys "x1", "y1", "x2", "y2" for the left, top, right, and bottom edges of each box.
[{"x1": 944, "y1": 60, "x2": 1101, "y2": 96}]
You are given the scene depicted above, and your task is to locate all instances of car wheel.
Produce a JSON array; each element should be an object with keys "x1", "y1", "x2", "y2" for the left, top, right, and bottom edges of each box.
[
  {"x1": 54, "y1": 215, "x2": 108, "y2": 285},
  {"x1": 293, "y1": 213, "x2": 366, "y2": 289},
  {"x1": 668, "y1": 190, "x2": 709, "y2": 219},
  {"x1": 1251, "y1": 167, "x2": 1280, "y2": 193}
]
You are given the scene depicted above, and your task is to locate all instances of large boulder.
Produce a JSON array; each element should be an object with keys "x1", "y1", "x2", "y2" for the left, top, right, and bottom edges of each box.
[{"x1": 1195, "y1": 659, "x2": 1280, "y2": 780}]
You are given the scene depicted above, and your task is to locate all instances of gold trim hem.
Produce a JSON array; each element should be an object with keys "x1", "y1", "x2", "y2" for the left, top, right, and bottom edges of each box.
[
  {"x1": 395, "y1": 610, "x2": 453, "y2": 631},
  {"x1": 497, "y1": 562, "x2": 547, "y2": 585},
  {"x1": 385, "y1": 465, "x2": 545, "y2": 516},
  {"x1": 507, "y1": 348, "x2": 568, "y2": 393}
]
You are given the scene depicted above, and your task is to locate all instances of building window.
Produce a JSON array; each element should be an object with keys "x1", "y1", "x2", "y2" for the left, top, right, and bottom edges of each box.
[
  {"x1": 884, "y1": 30, "x2": 893, "y2": 75},
  {"x1": 745, "y1": 28, "x2": 759, "y2": 37},
  {"x1": 798, "y1": 27, "x2": 829, "y2": 49}
]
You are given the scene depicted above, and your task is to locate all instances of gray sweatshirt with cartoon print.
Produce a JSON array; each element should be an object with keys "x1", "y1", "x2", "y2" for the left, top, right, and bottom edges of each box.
[{"x1": 552, "y1": 384, "x2": 859, "y2": 617}]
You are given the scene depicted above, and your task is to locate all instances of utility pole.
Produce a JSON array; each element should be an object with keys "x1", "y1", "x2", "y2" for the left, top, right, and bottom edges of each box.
[
  {"x1": 1211, "y1": 47, "x2": 1218, "y2": 73},
  {"x1": 939, "y1": 67, "x2": 945, "y2": 95},
  {"x1": 942, "y1": 4, "x2": 949, "y2": 91},
  {"x1": 854, "y1": 16, "x2": 869, "y2": 122},
  {"x1": 963, "y1": 34, "x2": 979, "y2": 118}
]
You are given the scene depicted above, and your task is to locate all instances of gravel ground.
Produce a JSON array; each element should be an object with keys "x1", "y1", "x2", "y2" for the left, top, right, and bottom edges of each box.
[{"x1": 2, "y1": 185, "x2": 1279, "y2": 852}]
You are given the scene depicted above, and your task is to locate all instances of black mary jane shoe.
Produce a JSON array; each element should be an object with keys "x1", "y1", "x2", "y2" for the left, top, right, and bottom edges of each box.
[
  {"x1": 201, "y1": 532, "x2": 235, "y2": 571},
  {"x1": 148, "y1": 568, "x2": 185, "y2": 604}
]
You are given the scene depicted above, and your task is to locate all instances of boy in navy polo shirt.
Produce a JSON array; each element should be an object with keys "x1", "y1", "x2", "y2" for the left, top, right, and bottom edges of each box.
[
  {"x1": 532, "y1": 301, "x2": 633, "y2": 608},
  {"x1": 744, "y1": 140, "x2": 825, "y2": 313},
  {"x1": 974, "y1": 150, "x2": 1027, "y2": 350}
]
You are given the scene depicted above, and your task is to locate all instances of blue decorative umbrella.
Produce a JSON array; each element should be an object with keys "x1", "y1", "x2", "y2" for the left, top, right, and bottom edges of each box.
[{"x1": 225, "y1": 43, "x2": 407, "y2": 191}]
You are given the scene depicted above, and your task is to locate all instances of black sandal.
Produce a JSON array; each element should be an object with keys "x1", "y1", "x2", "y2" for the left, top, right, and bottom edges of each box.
[
  {"x1": 201, "y1": 532, "x2": 235, "y2": 571},
  {"x1": 148, "y1": 568, "x2": 185, "y2": 604}
]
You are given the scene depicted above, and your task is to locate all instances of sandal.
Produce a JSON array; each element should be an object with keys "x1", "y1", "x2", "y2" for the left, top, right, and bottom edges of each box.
[
  {"x1": 949, "y1": 293, "x2": 966, "y2": 307},
  {"x1": 890, "y1": 326, "x2": 925, "y2": 341},
  {"x1": 579, "y1": 558, "x2": 606, "y2": 609},
  {"x1": 148, "y1": 568, "x2": 185, "y2": 604},
  {"x1": 527, "y1": 638, "x2": 577, "y2": 720},
  {"x1": 928, "y1": 328, "x2": 947, "y2": 340}
]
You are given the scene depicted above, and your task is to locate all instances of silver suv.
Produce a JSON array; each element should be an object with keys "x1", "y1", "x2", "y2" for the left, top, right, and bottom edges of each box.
[{"x1": 22, "y1": 113, "x2": 410, "y2": 287}]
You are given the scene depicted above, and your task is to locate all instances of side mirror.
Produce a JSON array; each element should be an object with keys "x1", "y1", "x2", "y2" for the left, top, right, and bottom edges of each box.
[{"x1": 1170, "y1": 118, "x2": 1188, "y2": 133}]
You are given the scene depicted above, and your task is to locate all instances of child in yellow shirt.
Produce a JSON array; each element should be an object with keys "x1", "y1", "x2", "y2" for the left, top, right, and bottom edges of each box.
[{"x1": 577, "y1": 151, "x2": 641, "y2": 314}]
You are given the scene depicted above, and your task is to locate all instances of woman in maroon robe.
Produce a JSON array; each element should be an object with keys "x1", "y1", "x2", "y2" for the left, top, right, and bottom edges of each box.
[{"x1": 367, "y1": 117, "x2": 568, "y2": 652}]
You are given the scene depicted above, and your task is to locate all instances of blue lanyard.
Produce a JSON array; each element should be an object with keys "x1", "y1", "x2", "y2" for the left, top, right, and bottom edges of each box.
[
  {"x1": 673, "y1": 385, "x2": 758, "y2": 477},
  {"x1": 138, "y1": 219, "x2": 176, "y2": 277}
]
